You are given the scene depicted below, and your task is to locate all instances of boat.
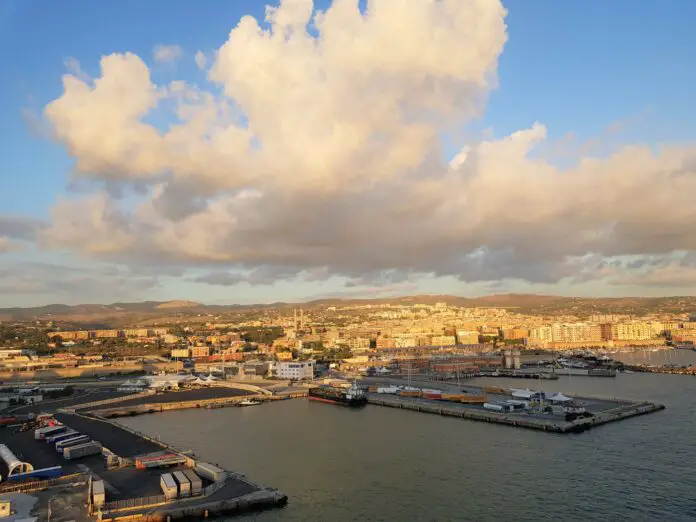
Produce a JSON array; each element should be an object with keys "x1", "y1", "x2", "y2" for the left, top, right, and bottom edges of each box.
[
  {"x1": 238, "y1": 399, "x2": 262, "y2": 407},
  {"x1": 308, "y1": 382, "x2": 367, "y2": 407}
]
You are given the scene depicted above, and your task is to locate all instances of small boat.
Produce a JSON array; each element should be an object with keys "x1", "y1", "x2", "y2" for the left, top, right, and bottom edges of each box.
[{"x1": 238, "y1": 399, "x2": 262, "y2": 407}]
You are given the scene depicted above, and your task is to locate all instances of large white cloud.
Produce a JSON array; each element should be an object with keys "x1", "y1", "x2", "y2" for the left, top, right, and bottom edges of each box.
[{"x1": 36, "y1": 0, "x2": 696, "y2": 291}]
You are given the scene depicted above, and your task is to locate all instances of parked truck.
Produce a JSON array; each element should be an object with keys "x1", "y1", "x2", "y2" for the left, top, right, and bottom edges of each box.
[
  {"x1": 172, "y1": 471, "x2": 191, "y2": 498},
  {"x1": 182, "y1": 469, "x2": 202, "y2": 496},
  {"x1": 160, "y1": 473, "x2": 178, "y2": 500},
  {"x1": 56, "y1": 435, "x2": 90, "y2": 453},
  {"x1": 195, "y1": 462, "x2": 227, "y2": 483},
  {"x1": 63, "y1": 441, "x2": 102, "y2": 460}
]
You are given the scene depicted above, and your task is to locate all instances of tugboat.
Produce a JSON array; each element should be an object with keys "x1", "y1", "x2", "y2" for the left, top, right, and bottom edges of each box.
[
  {"x1": 238, "y1": 398, "x2": 262, "y2": 407},
  {"x1": 308, "y1": 382, "x2": 367, "y2": 407}
]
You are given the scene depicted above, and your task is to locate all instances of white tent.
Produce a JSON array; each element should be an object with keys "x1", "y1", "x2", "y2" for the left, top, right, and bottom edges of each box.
[
  {"x1": 511, "y1": 388, "x2": 535, "y2": 399},
  {"x1": 548, "y1": 392, "x2": 573, "y2": 403}
]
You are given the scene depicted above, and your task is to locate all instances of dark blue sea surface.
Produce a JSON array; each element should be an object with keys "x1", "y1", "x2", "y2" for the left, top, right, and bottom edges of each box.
[{"x1": 118, "y1": 373, "x2": 696, "y2": 521}]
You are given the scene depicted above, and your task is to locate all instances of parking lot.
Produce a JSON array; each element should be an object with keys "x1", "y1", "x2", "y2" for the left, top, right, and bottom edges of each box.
[{"x1": 53, "y1": 413, "x2": 162, "y2": 458}]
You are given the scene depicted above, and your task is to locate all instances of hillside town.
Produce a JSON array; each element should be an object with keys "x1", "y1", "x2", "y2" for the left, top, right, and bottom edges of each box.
[{"x1": 1, "y1": 301, "x2": 696, "y2": 383}]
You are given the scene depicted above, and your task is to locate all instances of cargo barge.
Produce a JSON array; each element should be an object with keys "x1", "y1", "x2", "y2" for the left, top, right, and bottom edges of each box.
[{"x1": 308, "y1": 383, "x2": 367, "y2": 407}]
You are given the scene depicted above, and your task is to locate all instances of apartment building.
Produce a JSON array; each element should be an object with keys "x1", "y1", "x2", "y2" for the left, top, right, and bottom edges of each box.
[
  {"x1": 376, "y1": 338, "x2": 397, "y2": 349},
  {"x1": 93, "y1": 330, "x2": 120, "y2": 339},
  {"x1": 500, "y1": 328, "x2": 529, "y2": 341},
  {"x1": 171, "y1": 348, "x2": 190, "y2": 358},
  {"x1": 190, "y1": 346, "x2": 210, "y2": 358},
  {"x1": 123, "y1": 329, "x2": 150, "y2": 338},
  {"x1": 456, "y1": 331, "x2": 480, "y2": 344},
  {"x1": 431, "y1": 335, "x2": 456, "y2": 347},
  {"x1": 346, "y1": 337, "x2": 371, "y2": 352},
  {"x1": 600, "y1": 322, "x2": 657, "y2": 341}
]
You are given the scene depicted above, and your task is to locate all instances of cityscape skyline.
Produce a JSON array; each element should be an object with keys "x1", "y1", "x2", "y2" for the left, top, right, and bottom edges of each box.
[{"x1": 2, "y1": 0, "x2": 696, "y2": 307}]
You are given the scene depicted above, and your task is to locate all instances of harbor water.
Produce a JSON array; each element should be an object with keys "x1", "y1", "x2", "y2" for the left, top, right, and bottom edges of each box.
[{"x1": 118, "y1": 373, "x2": 696, "y2": 521}]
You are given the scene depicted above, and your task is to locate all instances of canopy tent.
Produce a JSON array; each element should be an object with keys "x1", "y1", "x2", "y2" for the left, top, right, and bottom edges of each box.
[
  {"x1": 510, "y1": 389, "x2": 535, "y2": 399},
  {"x1": 548, "y1": 392, "x2": 573, "y2": 403}
]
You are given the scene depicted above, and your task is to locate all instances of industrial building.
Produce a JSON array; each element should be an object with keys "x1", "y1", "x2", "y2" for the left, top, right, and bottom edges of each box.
[{"x1": 271, "y1": 360, "x2": 315, "y2": 380}]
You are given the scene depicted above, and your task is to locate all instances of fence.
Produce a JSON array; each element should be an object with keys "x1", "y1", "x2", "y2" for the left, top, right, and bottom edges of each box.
[
  {"x1": 0, "y1": 473, "x2": 86, "y2": 494},
  {"x1": 202, "y1": 479, "x2": 226, "y2": 496},
  {"x1": 103, "y1": 494, "x2": 167, "y2": 512}
]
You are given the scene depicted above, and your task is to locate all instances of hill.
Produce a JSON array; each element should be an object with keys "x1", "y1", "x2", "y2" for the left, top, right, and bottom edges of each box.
[{"x1": 1, "y1": 294, "x2": 695, "y2": 323}]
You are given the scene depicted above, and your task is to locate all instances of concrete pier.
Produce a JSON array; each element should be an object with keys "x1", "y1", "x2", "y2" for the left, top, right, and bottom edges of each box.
[
  {"x1": 89, "y1": 391, "x2": 307, "y2": 418},
  {"x1": 366, "y1": 393, "x2": 665, "y2": 434}
]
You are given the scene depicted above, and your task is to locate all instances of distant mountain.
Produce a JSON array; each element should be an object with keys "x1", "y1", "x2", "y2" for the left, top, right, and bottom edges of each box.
[
  {"x1": 1, "y1": 294, "x2": 695, "y2": 323},
  {"x1": 155, "y1": 300, "x2": 201, "y2": 309}
]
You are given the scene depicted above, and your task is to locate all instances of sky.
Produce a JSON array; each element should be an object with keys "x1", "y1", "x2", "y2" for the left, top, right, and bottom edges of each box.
[{"x1": 1, "y1": 0, "x2": 696, "y2": 307}]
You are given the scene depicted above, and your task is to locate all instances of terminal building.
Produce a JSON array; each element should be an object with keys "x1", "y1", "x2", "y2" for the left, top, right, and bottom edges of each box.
[{"x1": 271, "y1": 360, "x2": 315, "y2": 380}]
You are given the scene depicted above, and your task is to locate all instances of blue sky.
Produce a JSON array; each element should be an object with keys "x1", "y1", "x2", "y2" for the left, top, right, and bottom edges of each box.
[{"x1": 1, "y1": 0, "x2": 696, "y2": 306}]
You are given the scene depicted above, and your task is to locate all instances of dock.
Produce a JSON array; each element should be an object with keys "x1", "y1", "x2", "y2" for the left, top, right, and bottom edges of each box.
[
  {"x1": 364, "y1": 384, "x2": 665, "y2": 434},
  {"x1": 0, "y1": 386, "x2": 291, "y2": 521}
]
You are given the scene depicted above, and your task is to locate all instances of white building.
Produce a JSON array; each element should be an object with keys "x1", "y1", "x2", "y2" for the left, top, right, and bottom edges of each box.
[{"x1": 272, "y1": 360, "x2": 315, "y2": 380}]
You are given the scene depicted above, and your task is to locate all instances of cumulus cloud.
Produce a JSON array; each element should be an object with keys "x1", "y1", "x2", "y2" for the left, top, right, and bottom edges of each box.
[
  {"x1": 194, "y1": 51, "x2": 207, "y2": 70},
  {"x1": 36, "y1": 0, "x2": 696, "y2": 292},
  {"x1": 153, "y1": 44, "x2": 183, "y2": 64}
]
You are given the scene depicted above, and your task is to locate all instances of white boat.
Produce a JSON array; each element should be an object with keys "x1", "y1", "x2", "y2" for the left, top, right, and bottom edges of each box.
[{"x1": 238, "y1": 399, "x2": 262, "y2": 406}]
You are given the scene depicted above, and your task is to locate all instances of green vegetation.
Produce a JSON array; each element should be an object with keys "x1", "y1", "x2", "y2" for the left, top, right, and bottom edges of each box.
[{"x1": 241, "y1": 327, "x2": 283, "y2": 345}]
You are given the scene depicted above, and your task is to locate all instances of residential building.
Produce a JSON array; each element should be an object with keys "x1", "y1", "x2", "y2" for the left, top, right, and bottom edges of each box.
[
  {"x1": 431, "y1": 335, "x2": 456, "y2": 347},
  {"x1": 346, "y1": 337, "x2": 371, "y2": 352},
  {"x1": 171, "y1": 348, "x2": 190, "y2": 359},
  {"x1": 456, "y1": 331, "x2": 480, "y2": 344},
  {"x1": 376, "y1": 338, "x2": 397, "y2": 349},
  {"x1": 501, "y1": 328, "x2": 529, "y2": 340},
  {"x1": 601, "y1": 322, "x2": 657, "y2": 341},
  {"x1": 190, "y1": 346, "x2": 210, "y2": 358},
  {"x1": 93, "y1": 330, "x2": 120, "y2": 339}
]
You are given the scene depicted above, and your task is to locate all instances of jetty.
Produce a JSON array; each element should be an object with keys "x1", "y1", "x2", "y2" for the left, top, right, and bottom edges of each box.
[{"x1": 366, "y1": 393, "x2": 664, "y2": 433}]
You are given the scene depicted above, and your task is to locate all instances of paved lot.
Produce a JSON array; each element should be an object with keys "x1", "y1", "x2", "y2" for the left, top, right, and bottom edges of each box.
[
  {"x1": 0, "y1": 426, "x2": 103, "y2": 478},
  {"x1": 109, "y1": 387, "x2": 250, "y2": 408},
  {"x1": 10, "y1": 389, "x2": 134, "y2": 415},
  {"x1": 54, "y1": 413, "x2": 162, "y2": 458}
]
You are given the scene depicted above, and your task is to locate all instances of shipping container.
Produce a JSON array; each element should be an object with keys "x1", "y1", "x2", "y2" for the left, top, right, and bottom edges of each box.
[
  {"x1": 46, "y1": 430, "x2": 78, "y2": 444},
  {"x1": 64, "y1": 441, "x2": 103, "y2": 460},
  {"x1": 460, "y1": 394, "x2": 488, "y2": 404},
  {"x1": 182, "y1": 469, "x2": 202, "y2": 495},
  {"x1": 440, "y1": 394, "x2": 466, "y2": 401},
  {"x1": 160, "y1": 473, "x2": 178, "y2": 500},
  {"x1": 34, "y1": 425, "x2": 66, "y2": 440},
  {"x1": 483, "y1": 386, "x2": 506, "y2": 394},
  {"x1": 195, "y1": 462, "x2": 227, "y2": 482},
  {"x1": 92, "y1": 479, "x2": 106, "y2": 508},
  {"x1": 6, "y1": 466, "x2": 62, "y2": 481},
  {"x1": 173, "y1": 471, "x2": 191, "y2": 497},
  {"x1": 398, "y1": 391, "x2": 422, "y2": 398},
  {"x1": 56, "y1": 435, "x2": 91, "y2": 453}
]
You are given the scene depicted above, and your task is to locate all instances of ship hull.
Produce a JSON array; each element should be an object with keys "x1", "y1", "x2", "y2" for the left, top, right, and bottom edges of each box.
[{"x1": 308, "y1": 392, "x2": 367, "y2": 407}]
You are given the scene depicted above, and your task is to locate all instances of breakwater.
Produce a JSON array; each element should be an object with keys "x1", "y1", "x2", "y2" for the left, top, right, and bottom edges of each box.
[{"x1": 90, "y1": 391, "x2": 308, "y2": 418}]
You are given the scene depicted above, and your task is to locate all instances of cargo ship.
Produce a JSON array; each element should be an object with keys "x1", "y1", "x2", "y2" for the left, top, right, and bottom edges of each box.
[{"x1": 308, "y1": 383, "x2": 367, "y2": 407}]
